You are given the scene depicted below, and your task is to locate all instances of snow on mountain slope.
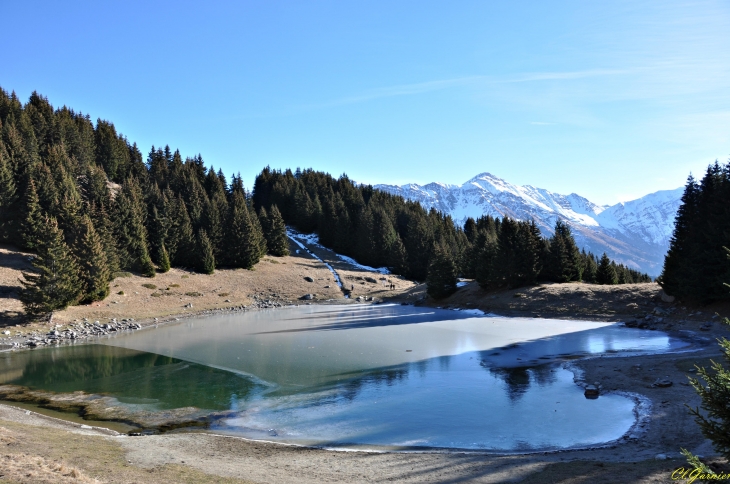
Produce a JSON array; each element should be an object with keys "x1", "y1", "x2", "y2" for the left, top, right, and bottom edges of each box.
[
  {"x1": 596, "y1": 188, "x2": 683, "y2": 246},
  {"x1": 375, "y1": 173, "x2": 683, "y2": 276}
]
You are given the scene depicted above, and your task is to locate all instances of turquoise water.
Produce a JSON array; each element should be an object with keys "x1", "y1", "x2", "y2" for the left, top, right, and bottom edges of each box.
[{"x1": 0, "y1": 304, "x2": 690, "y2": 451}]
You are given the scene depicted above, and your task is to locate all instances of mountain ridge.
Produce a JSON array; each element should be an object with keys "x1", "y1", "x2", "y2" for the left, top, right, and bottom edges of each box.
[{"x1": 374, "y1": 173, "x2": 683, "y2": 276}]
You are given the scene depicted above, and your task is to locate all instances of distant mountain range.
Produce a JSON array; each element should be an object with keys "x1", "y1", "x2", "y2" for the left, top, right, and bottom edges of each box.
[{"x1": 375, "y1": 173, "x2": 683, "y2": 276}]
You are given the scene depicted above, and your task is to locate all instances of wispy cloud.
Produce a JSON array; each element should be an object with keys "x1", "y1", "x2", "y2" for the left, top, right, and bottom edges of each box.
[
  {"x1": 300, "y1": 75, "x2": 487, "y2": 109},
  {"x1": 304, "y1": 68, "x2": 629, "y2": 110},
  {"x1": 506, "y1": 68, "x2": 628, "y2": 83}
]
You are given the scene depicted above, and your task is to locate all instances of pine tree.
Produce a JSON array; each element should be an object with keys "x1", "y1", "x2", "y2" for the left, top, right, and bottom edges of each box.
[
  {"x1": 90, "y1": 202, "x2": 119, "y2": 275},
  {"x1": 74, "y1": 215, "x2": 110, "y2": 303},
  {"x1": 226, "y1": 191, "x2": 265, "y2": 268},
  {"x1": 686, "y1": 256, "x2": 730, "y2": 461},
  {"x1": 582, "y1": 251, "x2": 598, "y2": 283},
  {"x1": 426, "y1": 243, "x2": 457, "y2": 299},
  {"x1": 0, "y1": 143, "x2": 18, "y2": 241},
  {"x1": 596, "y1": 253, "x2": 618, "y2": 285},
  {"x1": 114, "y1": 177, "x2": 155, "y2": 277},
  {"x1": 19, "y1": 216, "x2": 81, "y2": 318},
  {"x1": 196, "y1": 229, "x2": 215, "y2": 274},
  {"x1": 258, "y1": 206, "x2": 270, "y2": 240},
  {"x1": 165, "y1": 195, "x2": 194, "y2": 267},
  {"x1": 0, "y1": 138, "x2": 14, "y2": 203},
  {"x1": 19, "y1": 178, "x2": 44, "y2": 250},
  {"x1": 266, "y1": 205, "x2": 289, "y2": 256},
  {"x1": 158, "y1": 243, "x2": 171, "y2": 273},
  {"x1": 547, "y1": 220, "x2": 580, "y2": 282},
  {"x1": 660, "y1": 175, "x2": 701, "y2": 301}
]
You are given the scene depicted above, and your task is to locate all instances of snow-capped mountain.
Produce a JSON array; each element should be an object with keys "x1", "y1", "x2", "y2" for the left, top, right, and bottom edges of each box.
[{"x1": 375, "y1": 173, "x2": 684, "y2": 276}]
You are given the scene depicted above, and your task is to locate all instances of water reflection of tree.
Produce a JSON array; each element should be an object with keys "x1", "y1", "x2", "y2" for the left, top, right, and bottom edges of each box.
[
  {"x1": 337, "y1": 366, "x2": 410, "y2": 402},
  {"x1": 489, "y1": 367, "x2": 531, "y2": 402},
  {"x1": 485, "y1": 365, "x2": 557, "y2": 403},
  {"x1": 8, "y1": 345, "x2": 257, "y2": 411}
]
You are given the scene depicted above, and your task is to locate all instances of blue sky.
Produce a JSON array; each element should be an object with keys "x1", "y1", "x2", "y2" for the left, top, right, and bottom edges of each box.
[{"x1": 2, "y1": 0, "x2": 729, "y2": 205}]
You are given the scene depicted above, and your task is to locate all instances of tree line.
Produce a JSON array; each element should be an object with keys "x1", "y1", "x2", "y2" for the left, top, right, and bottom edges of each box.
[
  {"x1": 252, "y1": 167, "x2": 651, "y2": 298},
  {"x1": 0, "y1": 88, "x2": 651, "y2": 319},
  {"x1": 660, "y1": 160, "x2": 730, "y2": 304},
  {"x1": 0, "y1": 89, "x2": 288, "y2": 318}
]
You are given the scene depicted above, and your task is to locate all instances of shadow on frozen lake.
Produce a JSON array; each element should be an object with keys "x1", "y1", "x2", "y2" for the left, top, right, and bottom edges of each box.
[{"x1": 0, "y1": 304, "x2": 691, "y2": 451}]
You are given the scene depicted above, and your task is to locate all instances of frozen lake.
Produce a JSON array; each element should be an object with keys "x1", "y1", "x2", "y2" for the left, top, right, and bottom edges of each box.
[{"x1": 0, "y1": 304, "x2": 690, "y2": 451}]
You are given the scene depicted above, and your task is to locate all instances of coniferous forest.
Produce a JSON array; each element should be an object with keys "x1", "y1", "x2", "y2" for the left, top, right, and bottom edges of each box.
[
  {"x1": 0, "y1": 89, "x2": 650, "y2": 318},
  {"x1": 0, "y1": 89, "x2": 274, "y2": 317},
  {"x1": 253, "y1": 168, "x2": 651, "y2": 298},
  {"x1": 660, "y1": 160, "x2": 730, "y2": 304}
]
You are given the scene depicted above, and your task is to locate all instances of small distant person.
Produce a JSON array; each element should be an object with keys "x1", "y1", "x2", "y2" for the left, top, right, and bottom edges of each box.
[{"x1": 351, "y1": 284, "x2": 354, "y2": 291}]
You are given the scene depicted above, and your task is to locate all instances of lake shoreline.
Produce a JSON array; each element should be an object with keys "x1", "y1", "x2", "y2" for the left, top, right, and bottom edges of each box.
[
  {"x1": 0, "y1": 336, "x2": 721, "y2": 484},
  {"x1": 0, "y1": 304, "x2": 727, "y2": 482}
]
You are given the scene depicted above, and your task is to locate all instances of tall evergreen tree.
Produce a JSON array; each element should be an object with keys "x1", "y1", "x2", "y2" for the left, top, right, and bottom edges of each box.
[
  {"x1": 266, "y1": 205, "x2": 289, "y2": 256},
  {"x1": 596, "y1": 253, "x2": 618, "y2": 285},
  {"x1": 19, "y1": 178, "x2": 44, "y2": 250},
  {"x1": 546, "y1": 220, "x2": 580, "y2": 282},
  {"x1": 114, "y1": 177, "x2": 155, "y2": 277},
  {"x1": 226, "y1": 191, "x2": 265, "y2": 268},
  {"x1": 426, "y1": 243, "x2": 458, "y2": 299},
  {"x1": 158, "y1": 243, "x2": 171, "y2": 273},
  {"x1": 0, "y1": 143, "x2": 18, "y2": 241},
  {"x1": 196, "y1": 229, "x2": 215, "y2": 274},
  {"x1": 74, "y1": 215, "x2": 110, "y2": 303},
  {"x1": 19, "y1": 216, "x2": 81, "y2": 318}
]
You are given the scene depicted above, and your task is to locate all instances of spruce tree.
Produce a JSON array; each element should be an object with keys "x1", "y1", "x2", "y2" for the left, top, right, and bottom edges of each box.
[
  {"x1": 258, "y1": 206, "x2": 270, "y2": 241},
  {"x1": 90, "y1": 202, "x2": 119, "y2": 275},
  {"x1": 660, "y1": 175, "x2": 701, "y2": 300},
  {"x1": 158, "y1": 243, "x2": 171, "y2": 273},
  {"x1": 0, "y1": 140, "x2": 15, "y2": 206},
  {"x1": 426, "y1": 243, "x2": 457, "y2": 299},
  {"x1": 582, "y1": 251, "x2": 598, "y2": 283},
  {"x1": 266, "y1": 205, "x2": 289, "y2": 256},
  {"x1": 227, "y1": 191, "x2": 265, "y2": 269},
  {"x1": 19, "y1": 178, "x2": 44, "y2": 250},
  {"x1": 113, "y1": 177, "x2": 155, "y2": 277},
  {"x1": 596, "y1": 253, "x2": 618, "y2": 285},
  {"x1": 686, "y1": 255, "x2": 730, "y2": 462},
  {"x1": 0, "y1": 144, "x2": 18, "y2": 241},
  {"x1": 547, "y1": 220, "x2": 580, "y2": 282},
  {"x1": 164, "y1": 195, "x2": 194, "y2": 267},
  {"x1": 19, "y1": 216, "x2": 81, "y2": 318},
  {"x1": 196, "y1": 229, "x2": 215, "y2": 274},
  {"x1": 74, "y1": 215, "x2": 110, "y2": 303}
]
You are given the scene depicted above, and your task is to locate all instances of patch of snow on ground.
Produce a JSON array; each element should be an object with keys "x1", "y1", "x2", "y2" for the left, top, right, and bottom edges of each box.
[
  {"x1": 456, "y1": 281, "x2": 469, "y2": 288},
  {"x1": 286, "y1": 230, "x2": 343, "y2": 289},
  {"x1": 334, "y1": 254, "x2": 390, "y2": 275},
  {"x1": 288, "y1": 229, "x2": 390, "y2": 275}
]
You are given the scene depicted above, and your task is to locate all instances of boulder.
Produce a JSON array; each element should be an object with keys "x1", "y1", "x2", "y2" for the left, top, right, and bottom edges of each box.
[
  {"x1": 304, "y1": 276, "x2": 314, "y2": 282},
  {"x1": 584, "y1": 385, "x2": 600, "y2": 399},
  {"x1": 659, "y1": 290, "x2": 675, "y2": 303},
  {"x1": 301, "y1": 294, "x2": 314, "y2": 300},
  {"x1": 364, "y1": 277, "x2": 377, "y2": 283},
  {"x1": 652, "y1": 379, "x2": 673, "y2": 388}
]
